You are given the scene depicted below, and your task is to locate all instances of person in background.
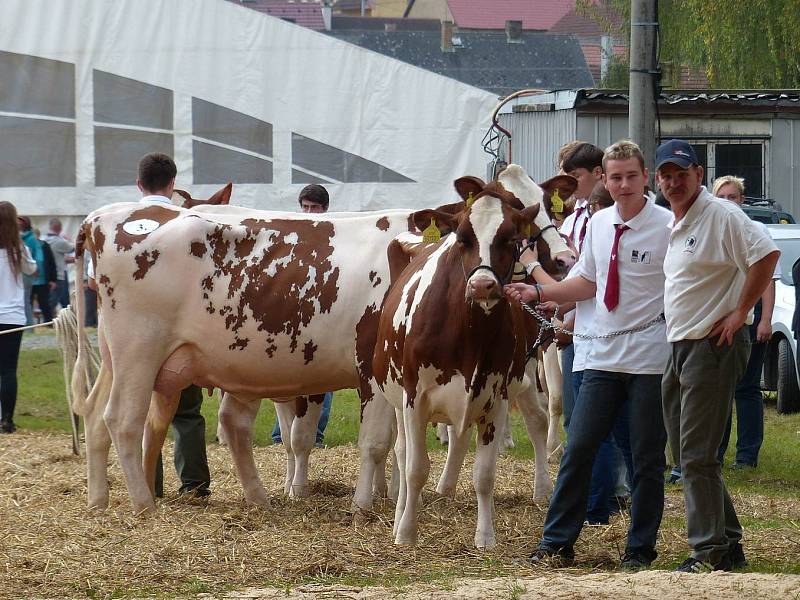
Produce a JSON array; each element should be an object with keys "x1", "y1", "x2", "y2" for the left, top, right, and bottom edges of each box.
[
  {"x1": 271, "y1": 184, "x2": 334, "y2": 449},
  {"x1": 712, "y1": 175, "x2": 777, "y2": 469},
  {"x1": 82, "y1": 252, "x2": 98, "y2": 327},
  {"x1": 0, "y1": 202, "x2": 38, "y2": 433},
  {"x1": 44, "y1": 217, "x2": 75, "y2": 314},
  {"x1": 658, "y1": 139, "x2": 779, "y2": 572},
  {"x1": 19, "y1": 217, "x2": 54, "y2": 325},
  {"x1": 128, "y1": 153, "x2": 211, "y2": 498}
]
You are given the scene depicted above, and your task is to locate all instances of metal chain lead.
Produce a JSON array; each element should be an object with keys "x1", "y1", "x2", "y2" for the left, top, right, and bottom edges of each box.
[{"x1": 520, "y1": 300, "x2": 665, "y2": 340}]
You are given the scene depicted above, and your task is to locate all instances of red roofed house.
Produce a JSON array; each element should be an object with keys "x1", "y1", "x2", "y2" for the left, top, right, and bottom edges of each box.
[{"x1": 404, "y1": 0, "x2": 573, "y2": 31}]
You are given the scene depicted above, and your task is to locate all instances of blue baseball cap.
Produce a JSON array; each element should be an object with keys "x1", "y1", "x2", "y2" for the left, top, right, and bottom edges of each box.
[{"x1": 655, "y1": 139, "x2": 699, "y2": 170}]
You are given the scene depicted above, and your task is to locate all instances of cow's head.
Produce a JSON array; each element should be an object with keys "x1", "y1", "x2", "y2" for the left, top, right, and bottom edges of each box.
[
  {"x1": 540, "y1": 175, "x2": 577, "y2": 226},
  {"x1": 412, "y1": 182, "x2": 542, "y2": 309},
  {"x1": 496, "y1": 165, "x2": 577, "y2": 271},
  {"x1": 172, "y1": 183, "x2": 233, "y2": 209}
]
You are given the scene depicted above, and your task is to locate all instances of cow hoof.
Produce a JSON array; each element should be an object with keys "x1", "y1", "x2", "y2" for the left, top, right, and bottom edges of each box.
[
  {"x1": 532, "y1": 493, "x2": 551, "y2": 506},
  {"x1": 133, "y1": 502, "x2": 157, "y2": 516},
  {"x1": 474, "y1": 533, "x2": 497, "y2": 549},
  {"x1": 289, "y1": 484, "x2": 311, "y2": 499},
  {"x1": 394, "y1": 534, "x2": 418, "y2": 546},
  {"x1": 87, "y1": 496, "x2": 110, "y2": 510},
  {"x1": 245, "y1": 494, "x2": 271, "y2": 508},
  {"x1": 435, "y1": 484, "x2": 456, "y2": 498},
  {"x1": 547, "y1": 445, "x2": 563, "y2": 464}
]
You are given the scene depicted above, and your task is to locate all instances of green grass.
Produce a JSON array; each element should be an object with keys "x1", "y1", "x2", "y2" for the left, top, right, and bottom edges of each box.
[
  {"x1": 16, "y1": 347, "x2": 800, "y2": 472},
  {"x1": 15, "y1": 346, "x2": 544, "y2": 455}
]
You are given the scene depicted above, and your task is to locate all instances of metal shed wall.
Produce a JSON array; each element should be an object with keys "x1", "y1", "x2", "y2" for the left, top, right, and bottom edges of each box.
[{"x1": 499, "y1": 109, "x2": 577, "y2": 182}]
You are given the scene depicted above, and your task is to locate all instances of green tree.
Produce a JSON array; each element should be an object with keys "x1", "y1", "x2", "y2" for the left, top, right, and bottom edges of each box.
[{"x1": 578, "y1": 0, "x2": 800, "y2": 89}]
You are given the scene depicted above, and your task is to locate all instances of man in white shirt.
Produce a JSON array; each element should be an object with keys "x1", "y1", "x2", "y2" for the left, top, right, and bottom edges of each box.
[
  {"x1": 128, "y1": 153, "x2": 212, "y2": 499},
  {"x1": 658, "y1": 140, "x2": 779, "y2": 573},
  {"x1": 506, "y1": 140, "x2": 671, "y2": 570},
  {"x1": 558, "y1": 143, "x2": 604, "y2": 253}
]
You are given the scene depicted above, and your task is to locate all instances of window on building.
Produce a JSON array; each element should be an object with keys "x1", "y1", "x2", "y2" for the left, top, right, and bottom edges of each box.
[{"x1": 669, "y1": 138, "x2": 767, "y2": 198}]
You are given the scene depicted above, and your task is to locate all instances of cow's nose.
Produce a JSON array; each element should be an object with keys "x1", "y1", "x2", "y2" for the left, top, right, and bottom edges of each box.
[
  {"x1": 468, "y1": 277, "x2": 498, "y2": 300},
  {"x1": 556, "y1": 253, "x2": 576, "y2": 270}
]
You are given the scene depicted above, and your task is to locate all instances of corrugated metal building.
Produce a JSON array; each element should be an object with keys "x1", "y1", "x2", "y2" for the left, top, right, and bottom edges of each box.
[{"x1": 496, "y1": 89, "x2": 800, "y2": 217}]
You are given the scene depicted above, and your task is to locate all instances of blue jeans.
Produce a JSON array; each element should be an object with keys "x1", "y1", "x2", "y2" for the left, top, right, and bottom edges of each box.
[
  {"x1": 541, "y1": 370, "x2": 666, "y2": 556},
  {"x1": 272, "y1": 391, "x2": 332, "y2": 444},
  {"x1": 560, "y1": 343, "x2": 575, "y2": 431},
  {"x1": 718, "y1": 322, "x2": 763, "y2": 466},
  {"x1": 572, "y1": 370, "x2": 634, "y2": 525}
]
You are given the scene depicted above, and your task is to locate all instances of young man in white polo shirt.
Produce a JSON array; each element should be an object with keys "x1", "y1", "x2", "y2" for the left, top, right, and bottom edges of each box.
[
  {"x1": 657, "y1": 139, "x2": 779, "y2": 573},
  {"x1": 506, "y1": 140, "x2": 671, "y2": 570}
]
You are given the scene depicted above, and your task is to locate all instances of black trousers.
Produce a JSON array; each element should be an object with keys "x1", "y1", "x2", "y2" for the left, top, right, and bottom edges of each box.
[
  {"x1": 30, "y1": 284, "x2": 53, "y2": 323},
  {"x1": 0, "y1": 324, "x2": 23, "y2": 424},
  {"x1": 155, "y1": 385, "x2": 210, "y2": 496}
]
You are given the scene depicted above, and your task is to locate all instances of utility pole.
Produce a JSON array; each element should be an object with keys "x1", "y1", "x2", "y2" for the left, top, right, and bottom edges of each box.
[{"x1": 628, "y1": 0, "x2": 658, "y2": 176}]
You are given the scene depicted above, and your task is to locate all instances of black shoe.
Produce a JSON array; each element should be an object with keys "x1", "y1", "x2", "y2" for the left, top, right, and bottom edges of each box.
[
  {"x1": 0, "y1": 419, "x2": 15, "y2": 434},
  {"x1": 666, "y1": 472, "x2": 682, "y2": 484},
  {"x1": 529, "y1": 546, "x2": 575, "y2": 567},
  {"x1": 675, "y1": 553, "x2": 731, "y2": 573},
  {"x1": 178, "y1": 485, "x2": 211, "y2": 499},
  {"x1": 619, "y1": 549, "x2": 656, "y2": 571},
  {"x1": 728, "y1": 542, "x2": 748, "y2": 569},
  {"x1": 731, "y1": 462, "x2": 756, "y2": 470}
]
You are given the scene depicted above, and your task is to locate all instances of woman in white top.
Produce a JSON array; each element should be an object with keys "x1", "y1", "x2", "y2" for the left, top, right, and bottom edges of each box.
[{"x1": 0, "y1": 201, "x2": 37, "y2": 433}]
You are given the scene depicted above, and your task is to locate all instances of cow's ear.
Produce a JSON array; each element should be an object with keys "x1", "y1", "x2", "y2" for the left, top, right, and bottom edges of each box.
[
  {"x1": 208, "y1": 182, "x2": 233, "y2": 205},
  {"x1": 540, "y1": 174, "x2": 578, "y2": 202},
  {"x1": 516, "y1": 205, "x2": 541, "y2": 240},
  {"x1": 172, "y1": 189, "x2": 193, "y2": 207},
  {"x1": 433, "y1": 200, "x2": 465, "y2": 216},
  {"x1": 454, "y1": 176, "x2": 485, "y2": 202},
  {"x1": 412, "y1": 209, "x2": 459, "y2": 238}
]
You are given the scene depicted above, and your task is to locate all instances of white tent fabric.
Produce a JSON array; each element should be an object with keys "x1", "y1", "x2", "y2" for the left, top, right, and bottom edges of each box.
[{"x1": 0, "y1": 0, "x2": 498, "y2": 236}]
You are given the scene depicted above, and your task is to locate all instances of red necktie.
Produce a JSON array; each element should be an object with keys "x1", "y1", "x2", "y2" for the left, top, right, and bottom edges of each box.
[
  {"x1": 603, "y1": 224, "x2": 629, "y2": 311},
  {"x1": 569, "y1": 206, "x2": 585, "y2": 243},
  {"x1": 578, "y1": 215, "x2": 589, "y2": 251}
]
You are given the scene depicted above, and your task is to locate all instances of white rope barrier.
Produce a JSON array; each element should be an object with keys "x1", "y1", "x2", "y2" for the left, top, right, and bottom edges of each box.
[{"x1": 0, "y1": 320, "x2": 54, "y2": 335}]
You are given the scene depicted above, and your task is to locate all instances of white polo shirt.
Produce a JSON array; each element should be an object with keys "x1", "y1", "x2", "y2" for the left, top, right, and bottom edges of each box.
[
  {"x1": 559, "y1": 198, "x2": 589, "y2": 251},
  {"x1": 664, "y1": 187, "x2": 779, "y2": 342},
  {"x1": 571, "y1": 196, "x2": 672, "y2": 374}
]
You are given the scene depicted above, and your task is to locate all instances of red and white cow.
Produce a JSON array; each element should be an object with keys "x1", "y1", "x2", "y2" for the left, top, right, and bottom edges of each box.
[
  {"x1": 373, "y1": 177, "x2": 570, "y2": 548},
  {"x1": 72, "y1": 204, "x2": 418, "y2": 513}
]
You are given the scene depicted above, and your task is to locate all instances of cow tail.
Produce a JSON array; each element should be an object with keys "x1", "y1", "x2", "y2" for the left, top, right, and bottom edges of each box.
[{"x1": 70, "y1": 225, "x2": 90, "y2": 415}]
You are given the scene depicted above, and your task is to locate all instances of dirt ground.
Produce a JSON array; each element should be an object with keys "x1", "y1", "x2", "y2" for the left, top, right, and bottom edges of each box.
[
  {"x1": 1, "y1": 431, "x2": 799, "y2": 600},
  {"x1": 221, "y1": 571, "x2": 800, "y2": 599}
]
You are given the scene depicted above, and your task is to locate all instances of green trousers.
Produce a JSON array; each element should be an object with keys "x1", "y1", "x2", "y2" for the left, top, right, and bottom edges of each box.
[{"x1": 155, "y1": 385, "x2": 211, "y2": 497}]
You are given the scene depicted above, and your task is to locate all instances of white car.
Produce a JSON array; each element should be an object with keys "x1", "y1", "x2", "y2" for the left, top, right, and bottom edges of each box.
[{"x1": 763, "y1": 224, "x2": 800, "y2": 413}]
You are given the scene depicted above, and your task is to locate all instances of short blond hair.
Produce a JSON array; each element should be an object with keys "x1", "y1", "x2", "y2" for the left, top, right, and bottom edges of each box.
[
  {"x1": 602, "y1": 140, "x2": 646, "y2": 172},
  {"x1": 712, "y1": 175, "x2": 745, "y2": 197}
]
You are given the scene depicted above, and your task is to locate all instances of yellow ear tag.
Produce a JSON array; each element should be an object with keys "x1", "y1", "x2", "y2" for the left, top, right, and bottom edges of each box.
[
  {"x1": 466, "y1": 191, "x2": 474, "y2": 208},
  {"x1": 522, "y1": 223, "x2": 531, "y2": 239},
  {"x1": 422, "y1": 218, "x2": 442, "y2": 243},
  {"x1": 551, "y1": 188, "x2": 564, "y2": 215}
]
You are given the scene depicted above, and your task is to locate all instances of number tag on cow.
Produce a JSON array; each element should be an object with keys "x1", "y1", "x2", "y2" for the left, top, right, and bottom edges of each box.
[
  {"x1": 466, "y1": 192, "x2": 475, "y2": 208},
  {"x1": 122, "y1": 219, "x2": 161, "y2": 235},
  {"x1": 551, "y1": 189, "x2": 564, "y2": 215},
  {"x1": 522, "y1": 223, "x2": 531, "y2": 239},
  {"x1": 422, "y1": 219, "x2": 441, "y2": 243}
]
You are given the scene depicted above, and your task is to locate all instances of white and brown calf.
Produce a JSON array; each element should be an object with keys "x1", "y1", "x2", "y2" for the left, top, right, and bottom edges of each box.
[{"x1": 373, "y1": 178, "x2": 570, "y2": 549}]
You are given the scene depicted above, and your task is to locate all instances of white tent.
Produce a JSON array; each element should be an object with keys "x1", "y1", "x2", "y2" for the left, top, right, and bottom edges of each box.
[{"x1": 0, "y1": 0, "x2": 498, "y2": 235}]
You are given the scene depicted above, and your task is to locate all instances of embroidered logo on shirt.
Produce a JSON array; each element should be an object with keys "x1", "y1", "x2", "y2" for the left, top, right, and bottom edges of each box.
[
  {"x1": 683, "y1": 235, "x2": 697, "y2": 253},
  {"x1": 631, "y1": 250, "x2": 651, "y2": 264}
]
